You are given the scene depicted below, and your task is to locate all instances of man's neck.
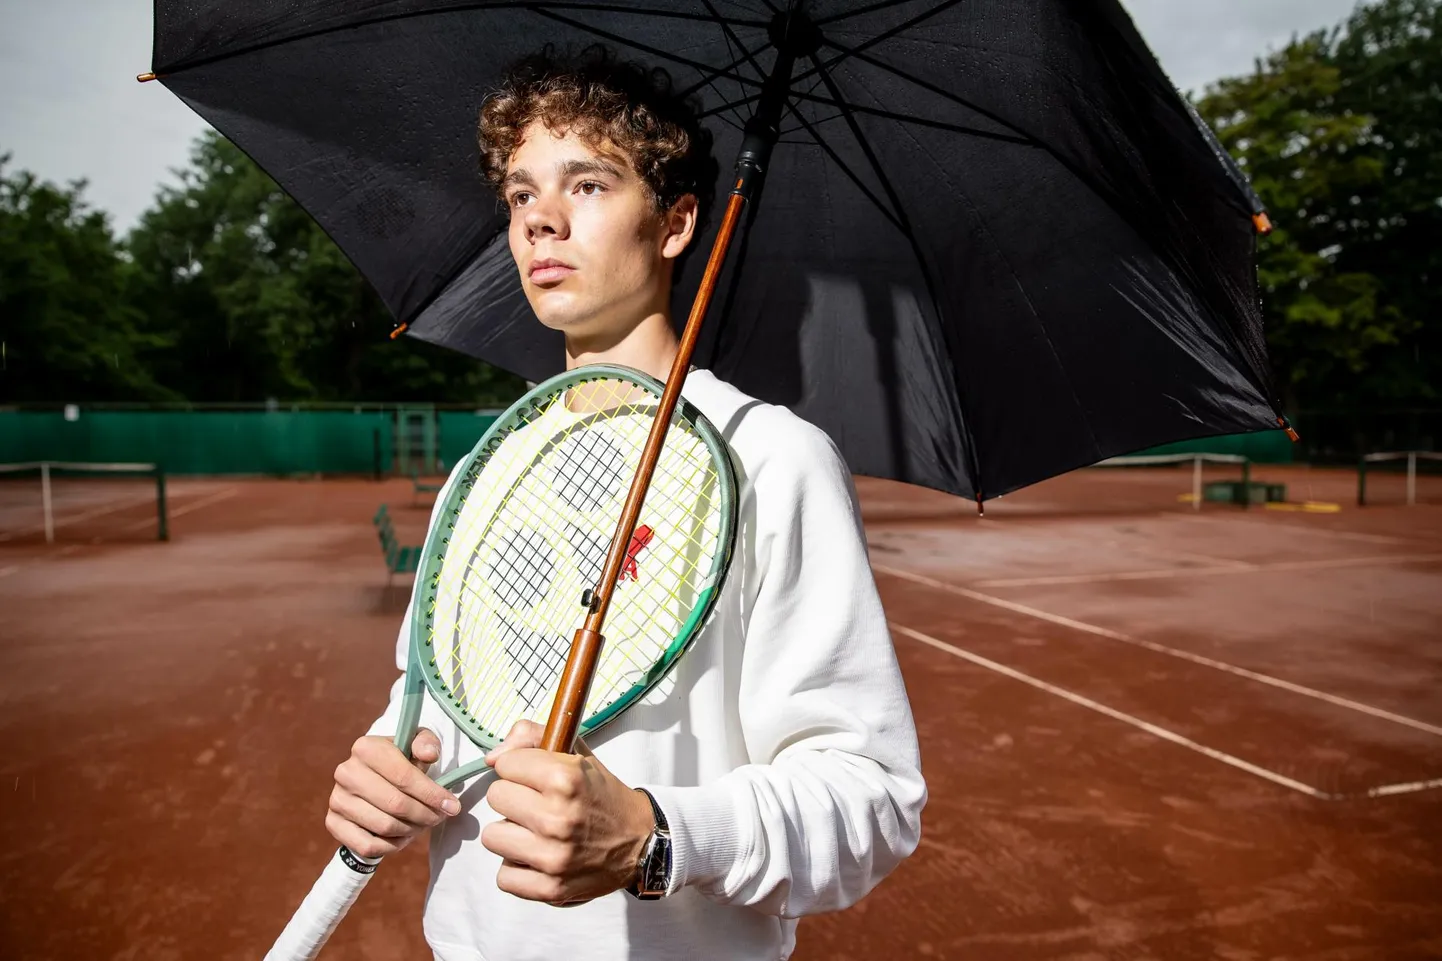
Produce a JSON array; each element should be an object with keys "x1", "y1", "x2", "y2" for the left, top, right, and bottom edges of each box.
[{"x1": 564, "y1": 311, "x2": 682, "y2": 384}]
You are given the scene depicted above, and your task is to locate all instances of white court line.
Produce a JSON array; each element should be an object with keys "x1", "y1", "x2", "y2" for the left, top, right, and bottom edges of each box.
[
  {"x1": 1364, "y1": 777, "x2": 1442, "y2": 799},
  {"x1": 894, "y1": 623, "x2": 1442, "y2": 802},
  {"x1": 118, "y1": 487, "x2": 239, "y2": 531},
  {"x1": 873, "y1": 563, "x2": 1442, "y2": 739},
  {"x1": 4, "y1": 493, "x2": 160, "y2": 538},
  {"x1": 892, "y1": 623, "x2": 1331, "y2": 799},
  {"x1": 974, "y1": 552, "x2": 1442, "y2": 588}
]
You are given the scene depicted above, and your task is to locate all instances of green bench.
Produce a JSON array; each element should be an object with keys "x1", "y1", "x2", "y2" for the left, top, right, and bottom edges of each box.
[
  {"x1": 411, "y1": 468, "x2": 446, "y2": 505},
  {"x1": 372, "y1": 504, "x2": 422, "y2": 589}
]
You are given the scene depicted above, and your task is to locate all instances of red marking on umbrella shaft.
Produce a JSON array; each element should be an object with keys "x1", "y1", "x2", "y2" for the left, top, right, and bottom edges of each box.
[{"x1": 620, "y1": 525, "x2": 655, "y2": 582}]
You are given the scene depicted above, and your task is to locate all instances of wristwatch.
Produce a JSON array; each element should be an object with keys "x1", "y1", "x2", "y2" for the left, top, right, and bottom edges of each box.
[{"x1": 626, "y1": 787, "x2": 672, "y2": 900}]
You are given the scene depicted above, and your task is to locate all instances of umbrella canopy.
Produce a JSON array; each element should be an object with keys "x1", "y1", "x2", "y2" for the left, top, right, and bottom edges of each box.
[{"x1": 146, "y1": 0, "x2": 1287, "y2": 502}]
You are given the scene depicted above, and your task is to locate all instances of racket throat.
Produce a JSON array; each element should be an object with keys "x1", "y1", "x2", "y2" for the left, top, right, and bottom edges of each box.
[{"x1": 541, "y1": 627, "x2": 605, "y2": 753}]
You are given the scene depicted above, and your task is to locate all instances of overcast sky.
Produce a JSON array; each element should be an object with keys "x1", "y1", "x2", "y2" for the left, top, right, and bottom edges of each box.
[{"x1": 0, "y1": 0, "x2": 1368, "y2": 234}]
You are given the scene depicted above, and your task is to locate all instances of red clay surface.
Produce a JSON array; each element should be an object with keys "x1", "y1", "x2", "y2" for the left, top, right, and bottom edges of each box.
[{"x1": 1, "y1": 464, "x2": 1439, "y2": 960}]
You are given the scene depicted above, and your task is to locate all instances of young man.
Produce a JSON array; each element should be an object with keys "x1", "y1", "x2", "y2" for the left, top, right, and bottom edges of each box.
[{"x1": 326, "y1": 47, "x2": 926, "y2": 960}]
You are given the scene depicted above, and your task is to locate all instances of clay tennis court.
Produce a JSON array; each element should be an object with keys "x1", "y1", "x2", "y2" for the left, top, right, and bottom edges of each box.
[{"x1": 1, "y1": 463, "x2": 1439, "y2": 959}]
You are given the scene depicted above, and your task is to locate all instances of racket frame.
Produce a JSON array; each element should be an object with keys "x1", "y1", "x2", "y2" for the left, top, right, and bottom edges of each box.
[{"x1": 405, "y1": 363, "x2": 737, "y2": 789}]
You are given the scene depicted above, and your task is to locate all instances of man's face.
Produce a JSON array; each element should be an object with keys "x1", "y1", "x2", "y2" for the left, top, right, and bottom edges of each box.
[{"x1": 503, "y1": 121, "x2": 683, "y2": 340}]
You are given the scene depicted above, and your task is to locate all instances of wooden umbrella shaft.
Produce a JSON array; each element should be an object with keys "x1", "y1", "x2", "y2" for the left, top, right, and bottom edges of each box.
[
  {"x1": 539, "y1": 188, "x2": 749, "y2": 753},
  {"x1": 539, "y1": 13, "x2": 801, "y2": 754}
]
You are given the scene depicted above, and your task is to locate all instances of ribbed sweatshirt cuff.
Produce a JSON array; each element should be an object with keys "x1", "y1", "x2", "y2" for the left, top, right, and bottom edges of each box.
[{"x1": 641, "y1": 782, "x2": 746, "y2": 896}]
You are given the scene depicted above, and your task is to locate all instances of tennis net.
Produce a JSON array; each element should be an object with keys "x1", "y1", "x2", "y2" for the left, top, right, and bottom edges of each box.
[
  {"x1": 0, "y1": 461, "x2": 169, "y2": 544},
  {"x1": 1357, "y1": 451, "x2": 1442, "y2": 507},
  {"x1": 1091, "y1": 452, "x2": 1252, "y2": 511}
]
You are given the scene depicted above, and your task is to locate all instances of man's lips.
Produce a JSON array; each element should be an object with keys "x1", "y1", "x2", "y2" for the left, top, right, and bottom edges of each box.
[{"x1": 529, "y1": 259, "x2": 574, "y2": 284}]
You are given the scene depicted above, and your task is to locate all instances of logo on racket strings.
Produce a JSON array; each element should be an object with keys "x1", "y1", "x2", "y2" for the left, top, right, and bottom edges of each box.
[{"x1": 620, "y1": 525, "x2": 655, "y2": 583}]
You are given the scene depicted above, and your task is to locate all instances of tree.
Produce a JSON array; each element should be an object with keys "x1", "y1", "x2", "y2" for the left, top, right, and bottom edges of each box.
[
  {"x1": 1194, "y1": 0, "x2": 1439, "y2": 410},
  {"x1": 125, "y1": 132, "x2": 524, "y2": 405},
  {"x1": 0, "y1": 157, "x2": 172, "y2": 403}
]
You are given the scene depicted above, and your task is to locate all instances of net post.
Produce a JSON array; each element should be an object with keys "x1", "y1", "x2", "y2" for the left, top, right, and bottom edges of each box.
[
  {"x1": 1358, "y1": 456, "x2": 1367, "y2": 507},
  {"x1": 41, "y1": 462, "x2": 55, "y2": 544},
  {"x1": 1408, "y1": 452, "x2": 1417, "y2": 507},
  {"x1": 1192, "y1": 456, "x2": 1202, "y2": 512},
  {"x1": 155, "y1": 467, "x2": 169, "y2": 541}
]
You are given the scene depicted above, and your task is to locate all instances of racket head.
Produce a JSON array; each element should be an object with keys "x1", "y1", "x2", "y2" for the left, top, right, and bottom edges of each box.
[{"x1": 408, "y1": 364, "x2": 737, "y2": 753}]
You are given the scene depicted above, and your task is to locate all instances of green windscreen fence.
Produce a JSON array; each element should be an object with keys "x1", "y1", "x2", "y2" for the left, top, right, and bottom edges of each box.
[
  {"x1": 1, "y1": 406, "x2": 1288, "y2": 477},
  {"x1": 0, "y1": 411, "x2": 395, "y2": 475}
]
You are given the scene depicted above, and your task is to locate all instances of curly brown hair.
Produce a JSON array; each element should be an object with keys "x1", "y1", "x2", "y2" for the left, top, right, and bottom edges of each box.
[{"x1": 477, "y1": 45, "x2": 718, "y2": 238}]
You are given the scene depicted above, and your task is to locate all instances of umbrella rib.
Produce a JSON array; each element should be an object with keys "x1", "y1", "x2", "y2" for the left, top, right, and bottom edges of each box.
[
  {"x1": 677, "y1": 47, "x2": 766, "y2": 105},
  {"x1": 713, "y1": 89, "x2": 1036, "y2": 146},
  {"x1": 701, "y1": 0, "x2": 771, "y2": 84},
  {"x1": 793, "y1": 0, "x2": 967, "y2": 85},
  {"x1": 525, "y1": 7, "x2": 765, "y2": 92},
  {"x1": 694, "y1": 0, "x2": 771, "y2": 129},
  {"x1": 152, "y1": 2, "x2": 766, "y2": 76},
  {"x1": 805, "y1": 50, "x2": 986, "y2": 494},
  {"x1": 813, "y1": 0, "x2": 920, "y2": 27},
  {"x1": 804, "y1": 53, "x2": 938, "y2": 331},
  {"x1": 781, "y1": 106, "x2": 903, "y2": 233},
  {"x1": 818, "y1": 39, "x2": 1043, "y2": 150}
]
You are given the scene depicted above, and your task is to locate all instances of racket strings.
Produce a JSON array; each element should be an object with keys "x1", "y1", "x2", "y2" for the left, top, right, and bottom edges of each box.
[{"x1": 424, "y1": 375, "x2": 727, "y2": 739}]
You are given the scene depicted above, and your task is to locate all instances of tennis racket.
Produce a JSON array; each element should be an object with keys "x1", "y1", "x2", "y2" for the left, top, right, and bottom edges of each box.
[{"x1": 265, "y1": 364, "x2": 736, "y2": 961}]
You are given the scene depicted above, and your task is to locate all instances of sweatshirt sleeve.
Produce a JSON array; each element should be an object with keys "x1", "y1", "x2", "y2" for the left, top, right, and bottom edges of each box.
[{"x1": 642, "y1": 419, "x2": 927, "y2": 918}]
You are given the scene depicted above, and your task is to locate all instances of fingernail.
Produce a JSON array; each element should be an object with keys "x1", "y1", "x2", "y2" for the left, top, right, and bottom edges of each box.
[{"x1": 442, "y1": 798, "x2": 460, "y2": 815}]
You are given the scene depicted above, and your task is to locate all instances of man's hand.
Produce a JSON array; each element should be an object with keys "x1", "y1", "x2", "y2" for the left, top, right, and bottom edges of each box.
[
  {"x1": 325, "y1": 729, "x2": 461, "y2": 858},
  {"x1": 482, "y1": 720, "x2": 655, "y2": 904}
]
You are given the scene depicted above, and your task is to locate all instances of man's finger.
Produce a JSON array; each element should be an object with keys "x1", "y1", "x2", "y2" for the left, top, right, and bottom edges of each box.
[
  {"x1": 339, "y1": 755, "x2": 456, "y2": 824},
  {"x1": 480, "y1": 817, "x2": 564, "y2": 871},
  {"x1": 330, "y1": 787, "x2": 416, "y2": 839},
  {"x1": 489, "y1": 747, "x2": 583, "y2": 797},
  {"x1": 485, "y1": 719, "x2": 543, "y2": 764},
  {"x1": 354, "y1": 737, "x2": 460, "y2": 815},
  {"x1": 411, "y1": 727, "x2": 442, "y2": 768},
  {"x1": 484, "y1": 774, "x2": 546, "y2": 831}
]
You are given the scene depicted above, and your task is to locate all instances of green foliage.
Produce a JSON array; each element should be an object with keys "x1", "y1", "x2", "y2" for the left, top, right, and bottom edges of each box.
[
  {"x1": 0, "y1": 156, "x2": 173, "y2": 402},
  {"x1": 1195, "y1": 0, "x2": 1440, "y2": 408},
  {"x1": 124, "y1": 133, "x2": 523, "y2": 405}
]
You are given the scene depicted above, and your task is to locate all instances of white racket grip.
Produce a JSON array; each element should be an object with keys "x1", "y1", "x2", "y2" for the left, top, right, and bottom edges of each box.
[{"x1": 264, "y1": 846, "x2": 380, "y2": 961}]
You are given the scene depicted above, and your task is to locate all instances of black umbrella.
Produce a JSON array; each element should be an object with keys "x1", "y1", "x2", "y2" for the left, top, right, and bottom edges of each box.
[{"x1": 142, "y1": 0, "x2": 1292, "y2": 505}]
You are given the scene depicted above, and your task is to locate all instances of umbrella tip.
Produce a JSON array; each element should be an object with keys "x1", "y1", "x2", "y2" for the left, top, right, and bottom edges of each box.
[
  {"x1": 136, "y1": 72, "x2": 157, "y2": 83},
  {"x1": 975, "y1": 493, "x2": 985, "y2": 517},
  {"x1": 1277, "y1": 416, "x2": 1300, "y2": 443},
  {"x1": 1253, "y1": 211, "x2": 1274, "y2": 235},
  {"x1": 389, "y1": 323, "x2": 409, "y2": 341}
]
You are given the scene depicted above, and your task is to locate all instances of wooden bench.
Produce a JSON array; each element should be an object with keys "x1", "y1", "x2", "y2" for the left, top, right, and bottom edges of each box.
[{"x1": 372, "y1": 504, "x2": 422, "y2": 590}]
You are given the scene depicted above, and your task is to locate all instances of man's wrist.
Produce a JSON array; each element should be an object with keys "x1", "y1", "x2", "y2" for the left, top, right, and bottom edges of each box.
[{"x1": 625, "y1": 787, "x2": 672, "y2": 900}]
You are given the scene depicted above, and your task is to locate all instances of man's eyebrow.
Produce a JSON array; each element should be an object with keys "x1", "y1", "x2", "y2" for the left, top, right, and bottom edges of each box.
[
  {"x1": 502, "y1": 158, "x2": 627, "y2": 193},
  {"x1": 500, "y1": 168, "x2": 536, "y2": 193},
  {"x1": 559, "y1": 158, "x2": 626, "y2": 180}
]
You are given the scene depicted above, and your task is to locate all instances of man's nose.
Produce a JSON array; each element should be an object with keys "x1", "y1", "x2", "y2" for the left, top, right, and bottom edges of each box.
[{"x1": 525, "y1": 196, "x2": 568, "y2": 241}]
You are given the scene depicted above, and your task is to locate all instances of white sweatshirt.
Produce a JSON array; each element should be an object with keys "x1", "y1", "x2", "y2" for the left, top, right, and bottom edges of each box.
[{"x1": 366, "y1": 369, "x2": 927, "y2": 961}]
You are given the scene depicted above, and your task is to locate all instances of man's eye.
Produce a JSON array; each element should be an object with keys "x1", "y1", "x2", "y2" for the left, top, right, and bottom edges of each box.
[
  {"x1": 509, "y1": 192, "x2": 531, "y2": 208},
  {"x1": 578, "y1": 181, "x2": 604, "y2": 196}
]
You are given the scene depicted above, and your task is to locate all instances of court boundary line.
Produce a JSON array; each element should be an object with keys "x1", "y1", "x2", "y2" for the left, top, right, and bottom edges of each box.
[
  {"x1": 974, "y1": 552, "x2": 1442, "y2": 589},
  {"x1": 893, "y1": 623, "x2": 1442, "y2": 801},
  {"x1": 873, "y1": 563, "x2": 1442, "y2": 739},
  {"x1": 118, "y1": 487, "x2": 239, "y2": 531}
]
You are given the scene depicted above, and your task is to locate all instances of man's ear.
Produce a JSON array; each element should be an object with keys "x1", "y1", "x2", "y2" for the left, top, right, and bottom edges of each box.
[{"x1": 660, "y1": 194, "x2": 699, "y2": 261}]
